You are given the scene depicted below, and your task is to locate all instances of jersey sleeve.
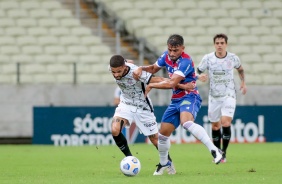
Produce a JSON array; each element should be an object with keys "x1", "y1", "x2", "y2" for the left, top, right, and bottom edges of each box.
[
  {"x1": 233, "y1": 55, "x2": 241, "y2": 69},
  {"x1": 155, "y1": 52, "x2": 166, "y2": 67},
  {"x1": 174, "y1": 58, "x2": 193, "y2": 77},
  {"x1": 139, "y1": 71, "x2": 153, "y2": 84},
  {"x1": 197, "y1": 54, "x2": 208, "y2": 72}
]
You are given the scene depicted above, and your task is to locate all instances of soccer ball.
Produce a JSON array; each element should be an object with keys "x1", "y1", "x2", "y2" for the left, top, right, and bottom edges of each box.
[{"x1": 120, "y1": 156, "x2": 141, "y2": 176}]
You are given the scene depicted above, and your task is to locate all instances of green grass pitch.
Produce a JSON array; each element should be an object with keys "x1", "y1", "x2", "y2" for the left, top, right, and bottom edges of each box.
[{"x1": 0, "y1": 143, "x2": 281, "y2": 184}]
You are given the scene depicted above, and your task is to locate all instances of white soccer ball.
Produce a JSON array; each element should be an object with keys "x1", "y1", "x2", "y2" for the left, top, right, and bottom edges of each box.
[{"x1": 120, "y1": 156, "x2": 141, "y2": 176}]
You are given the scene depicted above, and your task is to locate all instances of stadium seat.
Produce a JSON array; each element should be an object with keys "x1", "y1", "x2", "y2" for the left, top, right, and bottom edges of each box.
[
  {"x1": 0, "y1": 45, "x2": 20, "y2": 54},
  {"x1": 133, "y1": 1, "x2": 152, "y2": 10},
  {"x1": 252, "y1": 63, "x2": 273, "y2": 73},
  {"x1": 261, "y1": 18, "x2": 281, "y2": 27},
  {"x1": 207, "y1": 26, "x2": 228, "y2": 36},
  {"x1": 274, "y1": 45, "x2": 282, "y2": 54},
  {"x1": 34, "y1": 54, "x2": 56, "y2": 63},
  {"x1": 229, "y1": 26, "x2": 249, "y2": 35},
  {"x1": 67, "y1": 45, "x2": 89, "y2": 55},
  {"x1": 175, "y1": 1, "x2": 197, "y2": 10},
  {"x1": 49, "y1": 27, "x2": 70, "y2": 36},
  {"x1": 16, "y1": 18, "x2": 37, "y2": 27},
  {"x1": 22, "y1": 45, "x2": 43, "y2": 55},
  {"x1": 80, "y1": 36, "x2": 102, "y2": 45},
  {"x1": 185, "y1": 27, "x2": 206, "y2": 36},
  {"x1": 273, "y1": 9, "x2": 282, "y2": 18},
  {"x1": 197, "y1": 1, "x2": 219, "y2": 9},
  {"x1": 135, "y1": 26, "x2": 163, "y2": 39},
  {"x1": 78, "y1": 55, "x2": 101, "y2": 63},
  {"x1": 272, "y1": 26, "x2": 282, "y2": 35},
  {"x1": 71, "y1": 27, "x2": 92, "y2": 36},
  {"x1": 263, "y1": 74, "x2": 282, "y2": 85},
  {"x1": 247, "y1": 74, "x2": 263, "y2": 85},
  {"x1": 44, "y1": 45, "x2": 65, "y2": 55},
  {"x1": 187, "y1": 9, "x2": 207, "y2": 18},
  {"x1": 196, "y1": 18, "x2": 217, "y2": 27},
  {"x1": 164, "y1": 27, "x2": 186, "y2": 36},
  {"x1": 7, "y1": 9, "x2": 28, "y2": 18},
  {"x1": 154, "y1": 1, "x2": 175, "y2": 10},
  {"x1": 119, "y1": 9, "x2": 143, "y2": 21},
  {"x1": 217, "y1": 18, "x2": 238, "y2": 27},
  {"x1": 164, "y1": 9, "x2": 186, "y2": 19},
  {"x1": 208, "y1": 9, "x2": 229, "y2": 18},
  {"x1": 241, "y1": 1, "x2": 263, "y2": 9},
  {"x1": 241, "y1": 54, "x2": 262, "y2": 63},
  {"x1": 239, "y1": 18, "x2": 260, "y2": 26},
  {"x1": 60, "y1": 18, "x2": 81, "y2": 27},
  {"x1": 12, "y1": 54, "x2": 33, "y2": 63},
  {"x1": 41, "y1": 1, "x2": 62, "y2": 9},
  {"x1": 51, "y1": 9, "x2": 73, "y2": 18},
  {"x1": 262, "y1": 54, "x2": 282, "y2": 63},
  {"x1": 89, "y1": 45, "x2": 112, "y2": 55},
  {"x1": 38, "y1": 36, "x2": 59, "y2": 46},
  {"x1": 5, "y1": 27, "x2": 26, "y2": 36},
  {"x1": 20, "y1": 1, "x2": 41, "y2": 9},
  {"x1": 27, "y1": 27, "x2": 49, "y2": 36},
  {"x1": 250, "y1": 26, "x2": 271, "y2": 35},
  {"x1": 239, "y1": 35, "x2": 259, "y2": 45},
  {"x1": 17, "y1": 36, "x2": 37, "y2": 46},
  {"x1": 273, "y1": 64, "x2": 282, "y2": 74},
  {"x1": 59, "y1": 36, "x2": 80, "y2": 46},
  {"x1": 57, "y1": 54, "x2": 78, "y2": 63},
  {"x1": 0, "y1": 1, "x2": 19, "y2": 9},
  {"x1": 143, "y1": 9, "x2": 165, "y2": 19},
  {"x1": 38, "y1": 18, "x2": 59, "y2": 27},
  {"x1": 252, "y1": 45, "x2": 273, "y2": 55},
  {"x1": 125, "y1": 18, "x2": 152, "y2": 35},
  {"x1": 229, "y1": 9, "x2": 251, "y2": 18},
  {"x1": 0, "y1": 36, "x2": 16, "y2": 45},
  {"x1": 229, "y1": 45, "x2": 251, "y2": 55},
  {"x1": 252, "y1": 9, "x2": 272, "y2": 18},
  {"x1": 263, "y1": 1, "x2": 282, "y2": 10},
  {"x1": 0, "y1": 18, "x2": 15, "y2": 27},
  {"x1": 260, "y1": 35, "x2": 281, "y2": 45},
  {"x1": 175, "y1": 18, "x2": 195, "y2": 28},
  {"x1": 29, "y1": 9, "x2": 50, "y2": 18},
  {"x1": 220, "y1": 1, "x2": 241, "y2": 9},
  {"x1": 46, "y1": 63, "x2": 72, "y2": 74},
  {"x1": 153, "y1": 18, "x2": 174, "y2": 28}
]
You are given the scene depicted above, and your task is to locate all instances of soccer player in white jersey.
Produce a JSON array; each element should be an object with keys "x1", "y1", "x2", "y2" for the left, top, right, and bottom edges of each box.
[
  {"x1": 197, "y1": 33, "x2": 247, "y2": 163},
  {"x1": 109, "y1": 55, "x2": 195, "y2": 175}
]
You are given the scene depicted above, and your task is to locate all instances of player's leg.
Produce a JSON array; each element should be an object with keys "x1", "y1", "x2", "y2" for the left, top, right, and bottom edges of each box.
[
  {"x1": 220, "y1": 96, "x2": 236, "y2": 163},
  {"x1": 111, "y1": 116, "x2": 132, "y2": 156},
  {"x1": 180, "y1": 96, "x2": 222, "y2": 164},
  {"x1": 208, "y1": 96, "x2": 223, "y2": 150}
]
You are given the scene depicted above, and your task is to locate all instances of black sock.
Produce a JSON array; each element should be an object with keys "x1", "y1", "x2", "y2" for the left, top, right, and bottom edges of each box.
[
  {"x1": 212, "y1": 129, "x2": 221, "y2": 149},
  {"x1": 155, "y1": 145, "x2": 172, "y2": 162},
  {"x1": 222, "y1": 126, "x2": 231, "y2": 154},
  {"x1": 113, "y1": 133, "x2": 132, "y2": 156}
]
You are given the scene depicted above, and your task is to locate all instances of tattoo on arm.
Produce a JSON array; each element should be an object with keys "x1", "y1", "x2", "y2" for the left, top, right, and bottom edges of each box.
[{"x1": 238, "y1": 67, "x2": 245, "y2": 82}]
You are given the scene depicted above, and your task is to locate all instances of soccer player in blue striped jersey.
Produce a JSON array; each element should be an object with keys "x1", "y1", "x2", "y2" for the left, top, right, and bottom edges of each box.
[{"x1": 134, "y1": 34, "x2": 223, "y2": 175}]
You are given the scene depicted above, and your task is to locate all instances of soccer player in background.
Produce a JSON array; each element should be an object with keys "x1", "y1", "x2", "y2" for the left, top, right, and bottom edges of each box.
[
  {"x1": 197, "y1": 33, "x2": 247, "y2": 163},
  {"x1": 133, "y1": 34, "x2": 223, "y2": 175}
]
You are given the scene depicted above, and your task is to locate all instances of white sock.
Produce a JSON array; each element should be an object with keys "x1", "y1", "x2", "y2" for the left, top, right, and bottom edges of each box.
[
  {"x1": 183, "y1": 121, "x2": 217, "y2": 152},
  {"x1": 158, "y1": 133, "x2": 170, "y2": 165}
]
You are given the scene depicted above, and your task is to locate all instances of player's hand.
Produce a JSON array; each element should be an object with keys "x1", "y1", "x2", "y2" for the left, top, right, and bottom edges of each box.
[
  {"x1": 198, "y1": 73, "x2": 208, "y2": 82},
  {"x1": 133, "y1": 67, "x2": 142, "y2": 80},
  {"x1": 144, "y1": 85, "x2": 152, "y2": 98},
  {"x1": 240, "y1": 83, "x2": 247, "y2": 95},
  {"x1": 184, "y1": 82, "x2": 196, "y2": 91}
]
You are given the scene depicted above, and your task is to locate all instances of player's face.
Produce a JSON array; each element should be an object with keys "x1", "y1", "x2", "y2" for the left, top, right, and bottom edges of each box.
[
  {"x1": 214, "y1": 38, "x2": 227, "y2": 54},
  {"x1": 111, "y1": 65, "x2": 127, "y2": 80},
  {"x1": 167, "y1": 44, "x2": 184, "y2": 61}
]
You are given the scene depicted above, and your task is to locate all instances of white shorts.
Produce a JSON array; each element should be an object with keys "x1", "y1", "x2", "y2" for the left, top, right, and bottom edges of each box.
[
  {"x1": 208, "y1": 95, "x2": 236, "y2": 122},
  {"x1": 114, "y1": 103, "x2": 158, "y2": 136}
]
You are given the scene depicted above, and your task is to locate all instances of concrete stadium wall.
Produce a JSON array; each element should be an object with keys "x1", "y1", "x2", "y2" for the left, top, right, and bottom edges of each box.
[{"x1": 0, "y1": 84, "x2": 281, "y2": 138}]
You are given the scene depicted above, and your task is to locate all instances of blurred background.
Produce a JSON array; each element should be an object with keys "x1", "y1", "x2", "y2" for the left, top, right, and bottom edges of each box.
[{"x1": 0, "y1": 0, "x2": 281, "y2": 144}]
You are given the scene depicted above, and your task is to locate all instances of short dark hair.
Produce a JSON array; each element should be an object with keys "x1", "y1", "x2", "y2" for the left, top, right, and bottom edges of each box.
[
  {"x1": 213, "y1": 33, "x2": 228, "y2": 44},
  {"x1": 167, "y1": 34, "x2": 184, "y2": 47},
  {"x1": 110, "y1": 55, "x2": 126, "y2": 67}
]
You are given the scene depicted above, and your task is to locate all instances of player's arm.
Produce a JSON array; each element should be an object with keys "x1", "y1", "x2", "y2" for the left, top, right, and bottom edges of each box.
[
  {"x1": 150, "y1": 76, "x2": 195, "y2": 91},
  {"x1": 145, "y1": 74, "x2": 184, "y2": 96},
  {"x1": 133, "y1": 64, "x2": 161, "y2": 80},
  {"x1": 237, "y1": 65, "x2": 247, "y2": 95}
]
